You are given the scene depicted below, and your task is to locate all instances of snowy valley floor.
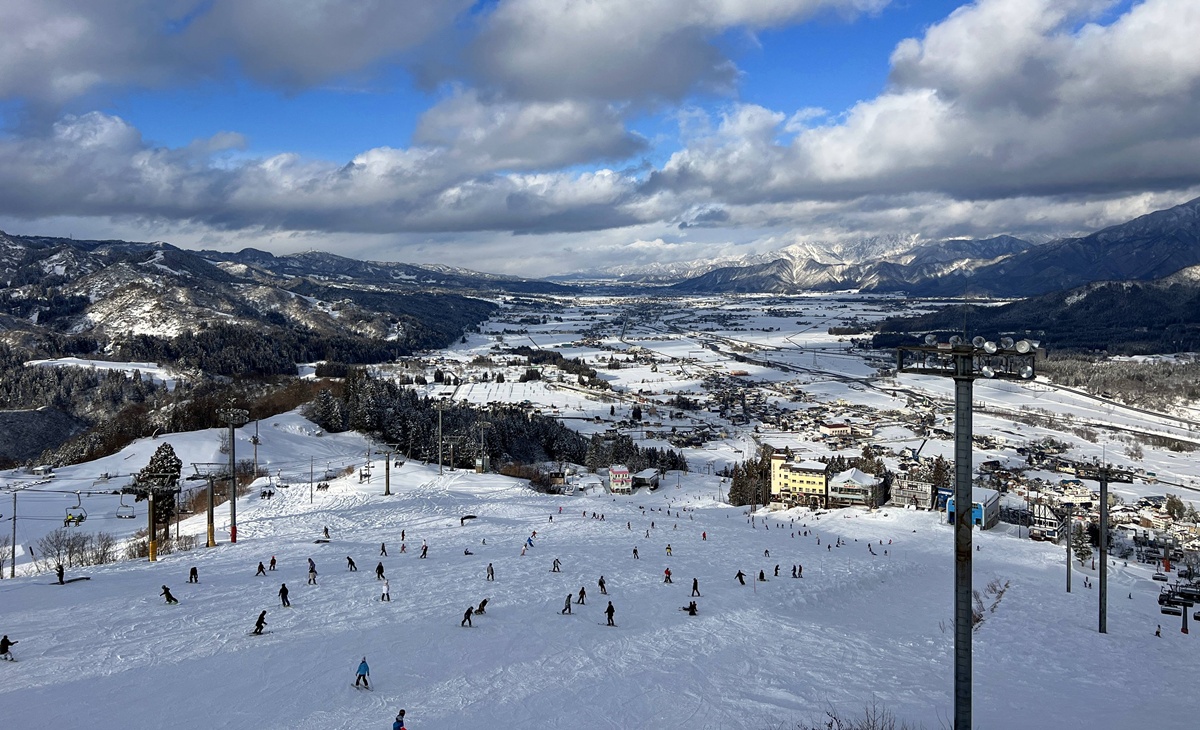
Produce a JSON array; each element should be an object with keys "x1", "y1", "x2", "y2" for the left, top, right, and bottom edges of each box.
[{"x1": 2, "y1": 463, "x2": 1196, "y2": 729}]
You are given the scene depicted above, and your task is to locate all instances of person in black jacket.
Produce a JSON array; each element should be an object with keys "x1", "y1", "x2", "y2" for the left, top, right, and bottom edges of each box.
[
  {"x1": 0, "y1": 634, "x2": 18, "y2": 660},
  {"x1": 252, "y1": 610, "x2": 267, "y2": 635},
  {"x1": 160, "y1": 585, "x2": 179, "y2": 604},
  {"x1": 461, "y1": 606, "x2": 473, "y2": 627},
  {"x1": 279, "y1": 583, "x2": 290, "y2": 607},
  {"x1": 188, "y1": 566, "x2": 199, "y2": 583},
  {"x1": 347, "y1": 557, "x2": 358, "y2": 571}
]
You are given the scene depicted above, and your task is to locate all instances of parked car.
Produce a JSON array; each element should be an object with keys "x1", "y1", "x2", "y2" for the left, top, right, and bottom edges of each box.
[{"x1": 1153, "y1": 572, "x2": 1170, "y2": 581}]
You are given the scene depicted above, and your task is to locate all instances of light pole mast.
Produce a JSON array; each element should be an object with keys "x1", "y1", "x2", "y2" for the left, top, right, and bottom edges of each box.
[
  {"x1": 1076, "y1": 462, "x2": 1133, "y2": 633},
  {"x1": 898, "y1": 334, "x2": 1039, "y2": 730}
]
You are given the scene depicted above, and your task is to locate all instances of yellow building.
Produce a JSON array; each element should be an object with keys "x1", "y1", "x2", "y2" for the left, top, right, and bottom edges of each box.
[{"x1": 770, "y1": 454, "x2": 828, "y2": 510}]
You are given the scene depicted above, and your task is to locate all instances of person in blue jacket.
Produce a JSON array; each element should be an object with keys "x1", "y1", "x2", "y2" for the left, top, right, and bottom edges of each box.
[
  {"x1": 356, "y1": 657, "x2": 370, "y2": 688},
  {"x1": 392, "y1": 709, "x2": 406, "y2": 729}
]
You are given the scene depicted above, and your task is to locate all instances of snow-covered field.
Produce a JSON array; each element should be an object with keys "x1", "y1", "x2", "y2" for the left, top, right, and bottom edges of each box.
[{"x1": 2, "y1": 426, "x2": 1195, "y2": 729}]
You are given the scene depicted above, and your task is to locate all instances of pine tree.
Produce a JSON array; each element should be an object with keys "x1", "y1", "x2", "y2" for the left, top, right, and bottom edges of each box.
[
  {"x1": 132, "y1": 442, "x2": 183, "y2": 542},
  {"x1": 1070, "y1": 523, "x2": 1093, "y2": 565}
]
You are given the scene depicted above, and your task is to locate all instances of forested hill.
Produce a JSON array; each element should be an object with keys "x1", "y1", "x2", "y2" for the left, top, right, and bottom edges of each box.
[{"x1": 872, "y1": 273, "x2": 1200, "y2": 354}]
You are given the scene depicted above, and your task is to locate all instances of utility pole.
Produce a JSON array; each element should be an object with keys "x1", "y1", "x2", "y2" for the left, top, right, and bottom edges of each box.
[
  {"x1": 207, "y1": 475, "x2": 215, "y2": 547},
  {"x1": 437, "y1": 401, "x2": 445, "y2": 475},
  {"x1": 148, "y1": 489, "x2": 156, "y2": 562},
  {"x1": 1066, "y1": 505, "x2": 1074, "y2": 593},
  {"x1": 310, "y1": 456, "x2": 314, "y2": 505},
  {"x1": 251, "y1": 421, "x2": 260, "y2": 478},
  {"x1": 10, "y1": 491, "x2": 17, "y2": 578},
  {"x1": 219, "y1": 402, "x2": 249, "y2": 544}
]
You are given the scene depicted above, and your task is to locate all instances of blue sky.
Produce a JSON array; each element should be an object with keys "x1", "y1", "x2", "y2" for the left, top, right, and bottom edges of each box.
[{"x1": 0, "y1": 0, "x2": 1197, "y2": 276}]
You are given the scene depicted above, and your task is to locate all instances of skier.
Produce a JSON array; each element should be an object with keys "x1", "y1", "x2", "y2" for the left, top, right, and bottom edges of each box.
[
  {"x1": 279, "y1": 583, "x2": 291, "y2": 607},
  {"x1": 758, "y1": 570, "x2": 767, "y2": 582},
  {"x1": 561, "y1": 594, "x2": 573, "y2": 615},
  {"x1": 475, "y1": 598, "x2": 488, "y2": 615},
  {"x1": 598, "y1": 576, "x2": 607, "y2": 595},
  {"x1": 691, "y1": 578, "x2": 700, "y2": 597},
  {"x1": 252, "y1": 610, "x2": 267, "y2": 635},
  {"x1": 486, "y1": 563, "x2": 495, "y2": 581},
  {"x1": 308, "y1": 566, "x2": 318, "y2": 585},
  {"x1": 702, "y1": 531, "x2": 707, "y2": 541},
  {"x1": 356, "y1": 657, "x2": 370, "y2": 688},
  {"x1": 764, "y1": 549, "x2": 770, "y2": 558},
  {"x1": 791, "y1": 565, "x2": 797, "y2": 578},
  {"x1": 774, "y1": 564, "x2": 780, "y2": 577},
  {"x1": 605, "y1": 601, "x2": 616, "y2": 626},
  {"x1": 323, "y1": 526, "x2": 330, "y2": 539},
  {"x1": 160, "y1": 585, "x2": 179, "y2": 604},
  {"x1": 400, "y1": 543, "x2": 407, "y2": 553},
  {"x1": 380, "y1": 542, "x2": 388, "y2": 557},
  {"x1": 1156, "y1": 625, "x2": 1162, "y2": 637},
  {"x1": 666, "y1": 544, "x2": 672, "y2": 556},
  {"x1": 0, "y1": 635, "x2": 16, "y2": 661},
  {"x1": 382, "y1": 579, "x2": 390, "y2": 602},
  {"x1": 347, "y1": 556, "x2": 358, "y2": 571},
  {"x1": 525, "y1": 536, "x2": 534, "y2": 549},
  {"x1": 735, "y1": 570, "x2": 746, "y2": 585},
  {"x1": 393, "y1": 709, "x2": 406, "y2": 730},
  {"x1": 632, "y1": 547, "x2": 639, "y2": 559},
  {"x1": 375, "y1": 562, "x2": 386, "y2": 580},
  {"x1": 461, "y1": 606, "x2": 474, "y2": 627},
  {"x1": 269, "y1": 556, "x2": 276, "y2": 571},
  {"x1": 256, "y1": 562, "x2": 267, "y2": 576},
  {"x1": 188, "y1": 566, "x2": 199, "y2": 583},
  {"x1": 552, "y1": 558, "x2": 561, "y2": 573},
  {"x1": 798, "y1": 563, "x2": 803, "y2": 578},
  {"x1": 577, "y1": 586, "x2": 587, "y2": 604},
  {"x1": 56, "y1": 564, "x2": 65, "y2": 584},
  {"x1": 663, "y1": 568, "x2": 672, "y2": 584},
  {"x1": 420, "y1": 544, "x2": 428, "y2": 559}
]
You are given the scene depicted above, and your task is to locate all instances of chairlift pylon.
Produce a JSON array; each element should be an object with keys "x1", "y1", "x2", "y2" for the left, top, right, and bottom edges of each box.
[{"x1": 65, "y1": 492, "x2": 87, "y2": 526}]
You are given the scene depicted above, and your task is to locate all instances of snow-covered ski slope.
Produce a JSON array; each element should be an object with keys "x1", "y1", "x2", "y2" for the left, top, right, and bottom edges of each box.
[{"x1": 2, "y1": 447, "x2": 1196, "y2": 728}]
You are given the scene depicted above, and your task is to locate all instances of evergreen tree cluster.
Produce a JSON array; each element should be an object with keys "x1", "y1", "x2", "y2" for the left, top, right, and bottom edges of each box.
[
  {"x1": 582, "y1": 433, "x2": 688, "y2": 475},
  {"x1": 0, "y1": 343, "x2": 167, "y2": 417}
]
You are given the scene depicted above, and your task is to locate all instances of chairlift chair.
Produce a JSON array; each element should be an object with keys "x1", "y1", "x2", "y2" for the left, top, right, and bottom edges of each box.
[
  {"x1": 115, "y1": 494, "x2": 136, "y2": 519},
  {"x1": 65, "y1": 492, "x2": 88, "y2": 525}
]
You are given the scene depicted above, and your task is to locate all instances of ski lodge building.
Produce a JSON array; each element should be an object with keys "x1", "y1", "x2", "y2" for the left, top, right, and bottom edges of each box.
[{"x1": 769, "y1": 454, "x2": 829, "y2": 510}]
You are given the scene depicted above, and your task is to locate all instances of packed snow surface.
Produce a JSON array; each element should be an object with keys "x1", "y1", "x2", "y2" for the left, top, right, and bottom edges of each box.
[{"x1": 2, "y1": 423, "x2": 1195, "y2": 729}]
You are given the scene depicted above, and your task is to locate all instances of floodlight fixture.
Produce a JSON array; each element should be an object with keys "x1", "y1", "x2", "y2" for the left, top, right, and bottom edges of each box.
[
  {"x1": 980, "y1": 365, "x2": 995, "y2": 378},
  {"x1": 949, "y1": 335, "x2": 963, "y2": 346},
  {"x1": 971, "y1": 336, "x2": 986, "y2": 348},
  {"x1": 1000, "y1": 336, "x2": 1015, "y2": 350},
  {"x1": 983, "y1": 340, "x2": 998, "y2": 354},
  {"x1": 1020, "y1": 365, "x2": 1035, "y2": 379},
  {"x1": 924, "y1": 334, "x2": 938, "y2": 346},
  {"x1": 1015, "y1": 339, "x2": 1032, "y2": 354}
]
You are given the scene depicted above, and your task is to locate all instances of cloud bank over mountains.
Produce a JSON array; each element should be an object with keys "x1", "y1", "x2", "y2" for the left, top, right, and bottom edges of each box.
[{"x1": 0, "y1": 0, "x2": 1198, "y2": 275}]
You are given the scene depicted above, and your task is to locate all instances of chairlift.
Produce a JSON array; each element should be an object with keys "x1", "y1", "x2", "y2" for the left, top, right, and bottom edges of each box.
[
  {"x1": 116, "y1": 494, "x2": 136, "y2": 519},
  {"x1": 65, "y1": 492, "x2": 88, "y2": 526}
]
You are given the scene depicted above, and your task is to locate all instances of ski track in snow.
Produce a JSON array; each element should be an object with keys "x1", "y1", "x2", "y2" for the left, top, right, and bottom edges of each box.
[{"x1": 3, "y1": 450, "x2": 1199, "y2": 729}]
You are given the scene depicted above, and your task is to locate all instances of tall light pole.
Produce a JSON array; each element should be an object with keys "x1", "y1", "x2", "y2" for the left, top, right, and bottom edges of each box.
[
  {"x1": 189, "y1": 463, "x2": 227, "y2": 548},
  {"x1": 897, "y1": 334, "x2": 1039, "y2": 730},
  {"x1": 477, "y1": 422, "x2": 491, "y2": 473},
  {"x1": 219, "y1": 402, "x2": 249, "y2": 543},
  {"x1": 437, "y1": 400, "x2": 445, "y2": 475}
]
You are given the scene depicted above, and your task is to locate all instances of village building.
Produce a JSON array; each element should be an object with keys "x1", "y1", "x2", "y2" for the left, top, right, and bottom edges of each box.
[
  {"x1": 769, "y1": 454, "x2": 828, "y2": 510},
  {"x1": 632, "y1": 468, "x2": 660, "y2": 490},
  {"x1": 947, "y1": 487, "x2": 1001, "y2": 530},
  {"x1": 607, "y1": 465, "x2": 633, "y2": 494},
  {"x1": 827, "y1": 468, "x2": 885, "y2": 508},
  {"x1": 889, "y1": 477, "x2": 937, "y2": 510}
]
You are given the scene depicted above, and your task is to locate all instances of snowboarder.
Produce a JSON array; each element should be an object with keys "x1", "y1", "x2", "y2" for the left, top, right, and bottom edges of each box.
[
  {"x1": 252, "y1": 610, "x2": 267, "y2": 635},
  {"x1": 382, "y1": 579, "x2": 391, "y2": 602},
  {"x1": 702, "y1": 531, "x2": 706, "y2": 541},
  {"x1": 461, "y1": 606, "x2": 474, "y2": 627},
  {"x1": 758, "y1": 570, "x2": 767, "y2": 582},
  {"x1": 605, "y1": 601, "x2": 616, "y2": 626},
  {"x1": 160, "y1": 585, "x2": 179, "y2": 604},
  {"x1": 691, "y1": 578, "x2": 700, "y2": 597},
  {"x1": 463, "y1": 548, "x2": 473, "y2": 556},
  {"x1": 486, "y1": 563, "x2": 495, "y2": 581},
  {"x1": 577, "y1": 586, "x2": 587, "y2": 604},
  {"x1": 347, "y1": 556, "x2": 358, "y2": 571},
  {"x1": 188, "y1": 566, "x2": 198, "y2": 583},
  {"x1": 764, "y1": 549, "x2": 770, "y2": 558},
  {"x1": 791, "y1": 565, "x2": 797, "y2": 578},
  {"x1": 682, "y1": 601, "x2": 698, "y2": 616},
  {"x1": 632, "y1": 547, "x2": 639, "y2": 559},
  {"x1": 56, "y1": 564, "x2": 65, "y2": 585},
  {"x1": 598, "y1": 576, "x2": 607, "y2": 594},
  {"x1": 561, "y1": 594, "x2": 573, "y2": 615},
  {"x1": 380, "y1": 542, "x2": 387, "y2": 557},
  {"x1": 393, "y1": 709, "x2": 406, "y2": 730},
  {"x1": 798, "y1": 563, "x2": 803, "y2": 578},
  {"x1": 269, "y1": 556, "x2": 276, "y2": 571},
  {"x1": 1156, "y1": 625, "x2": 1162, "y2": 637},
  {"x1": 420, "y1": 544, "x2": 428, "y2": 559},
  {"x1": 355, "y1": 657, "x2": 370, "y2": 688},
  {"x1": 256, "y1": 562, "x2": 267, "y2": 576},
  {"x1": 475, "y1": 598, "x2": 488, "y2": 614},
  {"x1": 0, "y1": 635, "x2": 16, "y2": 661},
  {"x1": 308, "y1": 566, "x2": 318, "y2": 585},
  {"x1": 774, "y1": 564, "x2": 780, "y2": 577},
  {"x1": 375, "y1": 562, "x2": 385, "y2": 580},
  {"x1": 663, "y1": 568, "x2": 672, "y2": 584},
  {"x1": 323, "y1": 526, "x2": 330, "y2": 539},
  {"x1": 735, "y1": 570, "x2": 746, "y2": 585},
  {"x1": 666, "y1": 544, "x2": 672, "y2": 556},
  {"x1": 279, "y1": 583, "x2": 291, "y2": 607},
  {"x1": 552, "y1": 558, "x2": 561, "y2": 573}
]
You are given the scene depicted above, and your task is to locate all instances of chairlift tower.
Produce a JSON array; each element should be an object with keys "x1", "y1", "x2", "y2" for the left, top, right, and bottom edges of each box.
[{"x1": 218, "y1": 402, "x2": 249, "y2": 543}]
